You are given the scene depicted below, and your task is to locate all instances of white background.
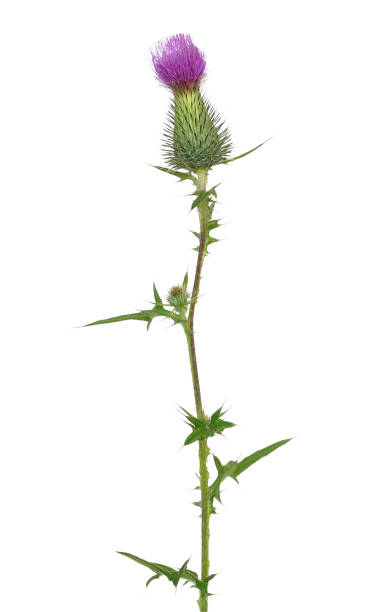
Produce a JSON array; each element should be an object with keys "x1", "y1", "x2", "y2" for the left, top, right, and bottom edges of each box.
[{"x1": 1, "y1": 1, "x2": 384, "y2": 611}]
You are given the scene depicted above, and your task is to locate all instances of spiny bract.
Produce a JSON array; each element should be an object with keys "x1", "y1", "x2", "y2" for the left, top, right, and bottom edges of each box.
[{"x1": 163, "y1": 87, "x2": 232, "y2": 171}]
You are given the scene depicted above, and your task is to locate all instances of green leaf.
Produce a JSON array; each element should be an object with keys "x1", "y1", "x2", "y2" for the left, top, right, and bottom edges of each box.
[
  {"x1": 182, "y1": 271, "x2": 188, "y2": 291},
  {"x1": 190, "y1": 183, "x2": 220, "y2": 211},
  {"x1": 234, "y1": 438, "x2": 292, "y2": 477},
  {"x1": 209, "y1": 407, "x2": 236, "y2": 435},
  {"x1": 172, "y1": 558, "x2": 191, "y2": 587},
  {"x1": 83, "y1": 305, "x2": 175, "y2": 330},
  {"x1": 181, "y1": 406, "x2": 236, "y2": 446},
  {"x1": 184, "y1": 426, "x2": 209, "y2": 446},
  {"x1": 153, "y1": 283, "x2": 163, "y2": 306},
  {"x1": 208, "y1": 218, "x2": 221, "y2": 232},
  {"x1": 191, "y1": 189, "x2": 208, "y2": 211},
  {"x1": 210, "y1": 457, "x2": 239, "y2": 503},
  {"x1": 193, "y1": 217, "x2": 222, "y2": 253},
  {"x1": 195, "y1": 574, "x2": 217, "y2": 597},
  {"x1": 220, "y1": 138, "x2": 271, "y2": 165},
  {"x1": 117, "y1": 551, "x2": 175, "y2": 580},
  {"x1": 191, "y1": 183, "x2": 222, "y2": 254},
  {"x1": 146, "y1": 574, "x2": 161, "y2": 587},
  {"x1": 117, "y1": 551, "x2": 199, "y2": 590},
  {"x1": 83, "y1": 280, "x2": 189, "y2": 330},
  {"x1": 84, "y1": 311, "x2": 158, "y2": 327},
  {"x1": 180, "y1": 407, "x2": 201, "y2": 428},
  {"x1": 207, "y1": 438, "x2": 292, "y2": 510},
  {"x1": 153, "y1": 165, "x2": 198, "y2": 187}
]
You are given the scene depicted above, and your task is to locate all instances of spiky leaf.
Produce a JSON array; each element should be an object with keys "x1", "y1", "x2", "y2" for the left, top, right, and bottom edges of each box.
[
  {"x1": 182, "y1": 270, "x2": 189, "y2": 291},
  {"x1": 117, "y1": 551, "x2": 199, "y2": 590},
  {"x1": 195, "y1": 574, "x2": 217, "y2": 597},
  {"x1": 153, "y1": 165, "x2": 198, "y2": 187},
  {"x1": 146, "y1": 574, "x2": 161, "y2": 587},
  {"x1": 234, "y1": 438, "x2": 292, "y2": 477},
  {"x1": 83, "y1": 305, "x2": 177, "y2": 330},
  {"x1": 210, "y1": 456, "x2": 239, "y2": 503},
  {"x1": 152, "y1": 283, "x2": 163, "y2": 306},
  {"x1": 192, "y1": 187, "x2": 222, "y2": 254},
  {"x1": 190, "y1": 183, "x2": 220, "y2": 211},
  {"x1": 83, "y1": 282, "x2": 188, "y2": 330},
  {"x1": 209, "y1": 407, "x2": 236, "y2": 434},
  {"x1": 206, "y1": 438, "x2": 292, "y2": 511},
  {"x1": 181, "y1": 406, "x2": 235, "y2": 446}
]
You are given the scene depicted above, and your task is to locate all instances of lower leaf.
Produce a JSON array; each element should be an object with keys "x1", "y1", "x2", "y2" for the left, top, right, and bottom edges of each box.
[{"x1": 117, "y1": 551, "x2": 199, "y2": 590}]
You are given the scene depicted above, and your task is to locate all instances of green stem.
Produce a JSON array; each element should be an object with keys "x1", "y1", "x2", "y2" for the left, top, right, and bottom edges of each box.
[{"x1": 185, "y1": 167, "x2": 210, "y2": 612}]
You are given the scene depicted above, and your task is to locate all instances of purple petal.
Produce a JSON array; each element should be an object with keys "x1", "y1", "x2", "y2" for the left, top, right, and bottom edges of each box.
[{"x1": 151, "y1": 34, "x2": 206, "y2": 88}]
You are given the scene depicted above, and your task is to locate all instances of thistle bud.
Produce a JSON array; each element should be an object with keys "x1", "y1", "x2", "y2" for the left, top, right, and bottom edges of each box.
[
  {"x1": 152, "y1": 34, "x2": 232, "y2": 171},
  {"x1": 167, "y1": 285, "x2": 190, "y2": 310}
]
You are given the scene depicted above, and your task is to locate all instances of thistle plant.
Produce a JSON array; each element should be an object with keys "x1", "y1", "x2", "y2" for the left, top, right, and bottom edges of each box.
[{"x1": 84, "y1": 33, "x2": 291, "y2": 612}]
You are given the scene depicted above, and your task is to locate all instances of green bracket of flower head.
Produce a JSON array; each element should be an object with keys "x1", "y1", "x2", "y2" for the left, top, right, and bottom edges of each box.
[
  {"x1": 194, "y1": 438, "x2": 292, "y2": 514},
  {"x1": 83, "y1": 283, "x2": 186, "y2": 330},
  {"x1": 117, "y1": 551, "x2": 214, "y2": 598},
  {"x1": 181, "y1": 406, "x2": 236, "y2": 446},
  {"x1": 165, "y1": 87, "x2": 232, "y2": 171}
]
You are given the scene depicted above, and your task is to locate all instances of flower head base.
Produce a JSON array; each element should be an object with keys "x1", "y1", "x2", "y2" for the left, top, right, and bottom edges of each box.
[
  {"x1": 165, "y1": 88, "x2": 232, "y2": 170},
  {"x1": 152, "y1": 34, "x2": 206, "y2": 89}
]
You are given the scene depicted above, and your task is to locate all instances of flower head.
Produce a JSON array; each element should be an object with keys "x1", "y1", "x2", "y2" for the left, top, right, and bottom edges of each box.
[
  {"x1": 152, "y1": 34, "x2": 231, "y2": 170},
  {"x1": 167, "y1": 285, "x2": 190, "y2": 310},
  {"x1": 152, "y1": 34, "x2": 206, "y2": 89}
]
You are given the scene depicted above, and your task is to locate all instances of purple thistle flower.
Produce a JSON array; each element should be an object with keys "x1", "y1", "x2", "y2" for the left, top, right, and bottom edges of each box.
[{"x1": 151, "y1": 34, "x2": 206, "y2": 89}]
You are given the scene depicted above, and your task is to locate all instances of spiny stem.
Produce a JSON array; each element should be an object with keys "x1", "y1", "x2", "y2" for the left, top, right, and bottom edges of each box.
[{"x1": 185, "y1": 167, "x2": 210, "y2": 612}]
